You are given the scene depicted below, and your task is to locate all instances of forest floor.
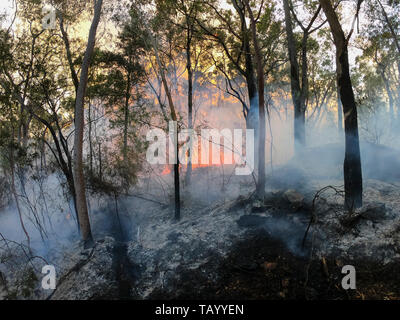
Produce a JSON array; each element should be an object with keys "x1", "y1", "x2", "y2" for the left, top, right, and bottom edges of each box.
[
  {"x1": 2, "y1": 143, "x2": 400, "y2": 300},
  {"x1": 148, "y1": 229, "x2": 400, "y2": 300}
]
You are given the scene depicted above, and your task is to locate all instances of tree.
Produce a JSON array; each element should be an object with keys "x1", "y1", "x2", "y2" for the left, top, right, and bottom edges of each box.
[
  {"x1": 133, "y1": 3, "x2": 182, "y2": 219},
  {"x1": 152, "y1": 36, "x2": 181, "y2": 220},
  {"x1": 155, "y1": 0, "x2": 205, "y2": 186},
  {"x1": 363, "y1": 0, "x2": 400, "y2": 120},
  {"x1": 319, "y1": 0, "x2": 363, "y2": 209},
  {"x1": 283, "y1": 0, "x2": 326, "y2": 153},
  {"x1": 243, "y1": 0, "x2": 266, "y2": 199},
  {"x1": 73, "y1": 0, "x2": 103, "y2": 246},
  {"x1": 0, "y1": 4, "x2": 81, "y2": 229},
  {"x1": 196, "y1": 0, "x2": 259, "y2": 130},
  {"x1": 87, "y1": 20, "x2": 148, "y2": 193}
]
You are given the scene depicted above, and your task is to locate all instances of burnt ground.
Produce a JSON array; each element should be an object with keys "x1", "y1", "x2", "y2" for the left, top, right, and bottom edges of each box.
[{"x1": 147, "y1": 229, "x2": 400, "y2": 300}]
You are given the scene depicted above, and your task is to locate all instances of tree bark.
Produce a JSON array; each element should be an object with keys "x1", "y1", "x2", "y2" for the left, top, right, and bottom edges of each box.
[
  {"x1": 185, "y1": 20, "x2": 193, "y2": 186},
  {"x1": 123, "y1": 72, "x2": 131, "y2": 162},
  {"x1": 320, "y1": 0, "x2": 363, "y2": 209},
  {"x1": 243, "y1": 0, "x2": 266, "y2": 199},
  {"x1": 232, "y1": 0, "x2": 259, "y2": 131},
  {"x1": 336, "y1": 56, "x2": 343, "y2": 134},
  {"x1": 337, "y1": 85, "x2": 343, "y2": 133},
  {"x1": 73, "y1": 0, "x2": 103, "y2": 246},
  {"x1": 152, "y1": 35, "x2": 181, "y2": 220},
  {"x1": 283, "y1": 0, "x2": 305, "y2": 153}
]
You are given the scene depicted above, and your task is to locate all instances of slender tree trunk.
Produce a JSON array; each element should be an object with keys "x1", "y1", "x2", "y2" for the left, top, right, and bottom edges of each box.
[
  {"x1": 380, "y1": 68, "x2": 395, "y2": 120},
  {"x1": 300, "y1": 31, "x2": 309, "y2": 143},
  {"x1": 98, "y1": 142, "x2": 102, "y2": 180},
  {"x1": 320, "y1": 0, "x2": 363, "y2": 209},
  {"x1": 283, "y1": 0, "x2": 306, "y2": 153},
  {"x1": 73, "y1": 0, "x2": 103, "y2": 246},
  {"x1": 152, "y1": 36, "x2": 181, "y2": 220},
  {"x1": 244, "y1": 0, "x2": 266, "y2": 199},
  {"x1": 123, "y1": 74, "x2": 131, "y2": 162},
  {"x1": 185, "y1": 23, "x2": 193, "y2": 186},
  {"x1": 9, "y1": 131, "x2": 30, "y2": 248},
  {"x1": 337, "y1": 85, "x2": 343, "y2": 133},
  {"x1": 88, "y1": 101, "x2": 93, "y2": 174},
  {"x1": 232, "y1": 0, "x2": 258, "y2": 131},
  {"x1": 396, "y1": 61, "x2": 400, "y2": 120},
  {"x1": 336, "y1": 57, "x2": 343, "y2": 135},
  {"x1": 244, "y1": 31, "x2": 259, "y2": 135}
]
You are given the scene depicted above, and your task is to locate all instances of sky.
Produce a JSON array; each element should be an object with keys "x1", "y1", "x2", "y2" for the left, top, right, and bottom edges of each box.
[{"x1": 0, "y1": 0, "x2": 14, "y2": 27}]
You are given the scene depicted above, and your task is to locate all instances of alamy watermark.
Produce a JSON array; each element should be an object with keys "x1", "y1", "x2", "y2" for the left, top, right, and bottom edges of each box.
[
  {"x1": 341, "y1": 265, "x2": 356, "y2": 290},
  {"x1": 42, "y1": 4, "x2": 56, "y2": 30},
  {"x1": 41, "y1": 265, "x2": 56, "y2": 290},
  {"x1": 146, "y1": 121, "x2": 255, "y2": 175}
]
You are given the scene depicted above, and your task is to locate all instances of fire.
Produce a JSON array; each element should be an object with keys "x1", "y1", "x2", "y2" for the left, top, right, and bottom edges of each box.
[
  {"x1": 162, "y1": 166, "x2": 171, "y2": 175},
  {"x1": 160, "y1": 146, "x2": 234, "y2": 176}
]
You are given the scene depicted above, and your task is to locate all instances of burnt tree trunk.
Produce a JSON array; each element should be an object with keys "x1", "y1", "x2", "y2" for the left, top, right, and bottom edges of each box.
[
  {"x1": 244, "y1": 0, "x2": 266, "y2": 199},
  {"x1": 232, "y1": 0, "x2": 258, "y2": 131},
  {"x1": 336, "y1": 56, "x2": 343, "y2": 134},
  {"x1": 320, "y1": 0, "x2": 363, "y2": 209},
  {"x1": 337, "y1": 85, "x2": 343, "y2": 133}
]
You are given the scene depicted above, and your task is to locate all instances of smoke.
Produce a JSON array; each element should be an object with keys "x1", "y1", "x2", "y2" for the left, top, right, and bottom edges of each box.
[
  {"x1": 0, "y1": 173, "x2": 80, "y2": 258},
  {"x1": 1, "y1": 68, "x2": 400, "y2": 265}
]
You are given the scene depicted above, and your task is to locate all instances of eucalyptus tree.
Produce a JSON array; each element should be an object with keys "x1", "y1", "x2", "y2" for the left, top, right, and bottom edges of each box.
[
  {"x1": 319, "y1": 0, "x2": 363, "y2": 209},
  {"x1": 71, "y1": 0, "x2": 103, "y2": 246},
  {"x1": 0, "y1": 1, "x2": 82, "y2": 222},
  {"x1": 127, "y1": 2, "x2": 182, "y2": 219},
  {"x1": 195, "y1": 0, "x2": 259, "y2": 131},
  {"x1": 196, "y1": 0, "x2": 284, "y2": 190},
  {"x1": 0, "y1": 1, "x2": 84, "y2": 241},
  {"x1": 153, "y1": 0, "x2": 207, "y2": 186},
  {"x1": 87, "y1": 15, "x2": 148, "y2": 194},
  {"x1": 364, "y1": 0, "x2": 400, "y2": 119},
  {"x1": 357, "y1": 34, "x2": 396, "y2": 120},
  {"x1": 243, "y1": 0, "x2": 266, "y2": 198},
  {"x1": 283, "y1": 0, "x2": 329, "y2": 153}
]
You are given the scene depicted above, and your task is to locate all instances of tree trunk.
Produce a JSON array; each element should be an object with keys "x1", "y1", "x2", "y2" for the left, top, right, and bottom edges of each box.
[
  {"x1": 337, "y1": 85, "x2": 343, "y2": 133},
  {"x1": 336, "y1": 57, "x2": 343, "y2": 134},
  {"x1": 88, "y1": 101, "x2": 93, "y2": 174},
  {"x1": 320, "y1": 0, "x2": 363, "y2": 209},
  {"x1": 283, "y1": 0, "x2": 305, "y2": 153},
  {"x1": 232, "y1": 0, "x2": 258, "y2": 131},
  {"x1": 123, "y1": 74, "x2": 131, "y2": 162},
  {"x1": 185, "y1": 22, "x2": 193, "y2": 186},
  {"x1": 380, "y1": 68, "x2": 395, "y2": 120},
  {"x1": 152, "y1": 35, "x2": 181, "y2": 220},
  {"x1": 244, "y1": 0, "x2": 266, "y2": 199},
  {"x1": 73, "y1": 0, "x2": 103, "y2": 246},
  {"x1": 10, "y1": 131, "x2": 30, "y2": 248}
]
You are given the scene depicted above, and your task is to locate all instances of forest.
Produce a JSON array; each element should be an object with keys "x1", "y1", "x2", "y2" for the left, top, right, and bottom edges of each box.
[{"x1": 1, "y1": 0, "x2": 400, "y2": 301}]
